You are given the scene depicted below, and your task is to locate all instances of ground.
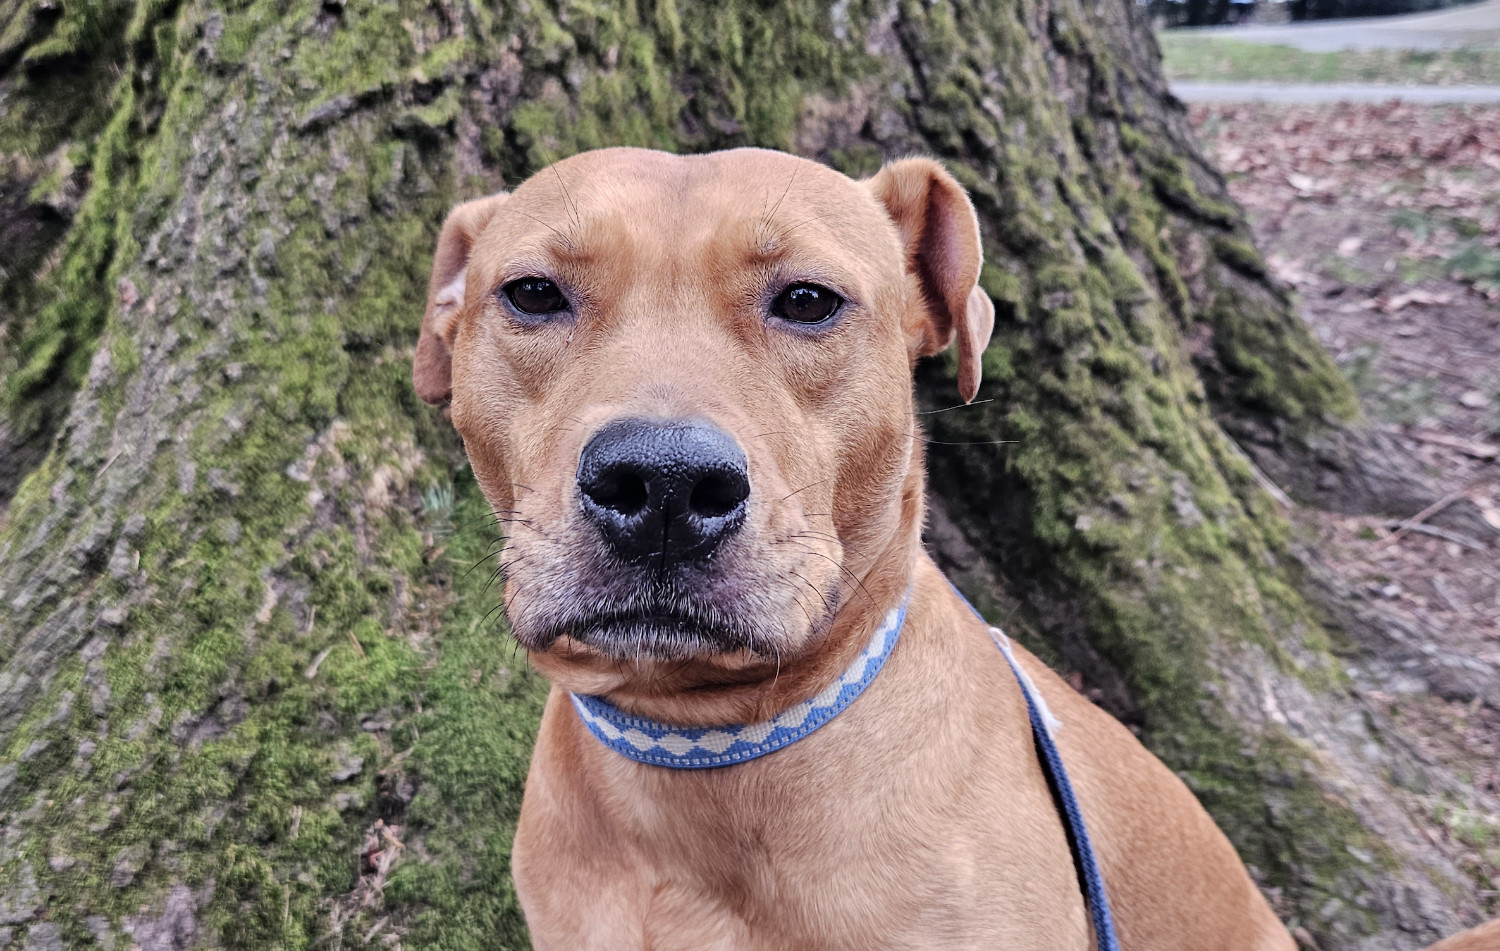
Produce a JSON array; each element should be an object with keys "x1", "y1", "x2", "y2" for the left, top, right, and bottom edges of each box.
[{"x1": 1189, "y1": 100, "x2": 1500, "y2": 911}]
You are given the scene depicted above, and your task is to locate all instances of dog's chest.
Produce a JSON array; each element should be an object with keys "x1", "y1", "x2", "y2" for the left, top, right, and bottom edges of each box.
[
  {"x1": 618, "y1": 754, "x2": 1090, "y2": 950},
  {"x1": 516, "y1": 624, "x2": 1092, "y2": 950}
]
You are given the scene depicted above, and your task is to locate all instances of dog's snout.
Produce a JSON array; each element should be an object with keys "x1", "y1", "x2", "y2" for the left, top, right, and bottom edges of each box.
[{"x1": 577, "y1": 418, "x2": 750, "y2": 566}]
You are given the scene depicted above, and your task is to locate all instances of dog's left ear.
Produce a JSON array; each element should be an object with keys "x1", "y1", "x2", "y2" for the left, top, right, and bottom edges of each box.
[
  {"x1": 414, "y1": 192, "x2": 509, "y2": 407},
  {"x1": 867, "y1": 158, "x2": 995, "y2": 403}
]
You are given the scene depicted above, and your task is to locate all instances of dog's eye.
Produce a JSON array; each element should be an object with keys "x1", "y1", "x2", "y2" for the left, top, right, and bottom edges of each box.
[
  {"x1": 771, "y1": 283, "x2": 842, "y2": 325},
  {"x1": 503, "y1": 277, "x2": 569, "y2": 316}
]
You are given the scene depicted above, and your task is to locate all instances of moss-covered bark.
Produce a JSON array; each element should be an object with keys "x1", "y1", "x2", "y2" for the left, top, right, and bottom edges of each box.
[{"x1": 0, "y1": 1, "x2": 1485, "y2": 949}]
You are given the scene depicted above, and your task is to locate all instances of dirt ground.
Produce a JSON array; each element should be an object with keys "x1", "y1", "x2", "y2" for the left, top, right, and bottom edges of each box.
[{"x1": 1190, "y1": 102, "x2": 1500, "y2": 909}]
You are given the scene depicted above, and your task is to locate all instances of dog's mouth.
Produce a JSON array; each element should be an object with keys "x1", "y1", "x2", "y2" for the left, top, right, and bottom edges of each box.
[
  {"x1": 510, "y1": 555, "x2": 840, "y2": 660},
  {"x1": 507, "y1": 555, "x2": 836, "y2": 662},
  {"x1": 535, "y1": 604, "x2": 780, "y2": 661}
]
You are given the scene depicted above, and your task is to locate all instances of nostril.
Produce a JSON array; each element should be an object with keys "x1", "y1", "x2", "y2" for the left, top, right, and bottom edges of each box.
[
  {"x1": 689, "y1": 471, "x2": 750, "y2": 519},
  {"x1": 586, "y1": 468, "x2": 649, "y2": 516}
]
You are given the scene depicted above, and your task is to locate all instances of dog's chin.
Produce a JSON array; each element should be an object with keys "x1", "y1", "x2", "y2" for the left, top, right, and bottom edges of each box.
[
  {"x1": 569, "y1": 614, "x2": 763, "y2": 661},
  {"x1": 521, "y1": 610, "x2": 781, "y2": 662}
]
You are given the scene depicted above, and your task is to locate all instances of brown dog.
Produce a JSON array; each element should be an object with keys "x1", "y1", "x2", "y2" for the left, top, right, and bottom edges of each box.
[{"x1": 414, "y1": 149, "x2": 1496, "y2": 950}]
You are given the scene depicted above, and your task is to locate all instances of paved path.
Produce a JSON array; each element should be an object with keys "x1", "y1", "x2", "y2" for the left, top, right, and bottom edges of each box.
[
  {"x1": 1171, "y1": 0, "x2": 1500, "y2": 50},
  {"x1": 1172, "y1": 81, "x2": 1500, "y2": 102}
]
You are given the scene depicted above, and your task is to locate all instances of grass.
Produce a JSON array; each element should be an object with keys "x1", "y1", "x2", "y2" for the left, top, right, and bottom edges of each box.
[{"x1": 1159, "y1": 35, "x2": 1500, "y2": 84}]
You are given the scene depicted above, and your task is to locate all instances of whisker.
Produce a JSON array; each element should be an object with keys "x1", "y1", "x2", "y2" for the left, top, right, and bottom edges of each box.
[
  {"x1": 777, "y1": 211, "x2": 836, "y2": 239},
  {"x1": 442, "y1": 509, "x2": 520, "y2": 535},
  {"x1": 480, "y1": 600, "x2": 508, "y2": 630},
  {"x1": 463, "y1": 548, "x2": 507, "y2": 579},
  {"x1": 761, "y1": 167, "x2": 800, "y2": 235},
  {"x1": 769, "y1": 634, "x2": 783, "y2": 693},
  {"x1": 781, "y1": 540, "x2": 874, "y2": 607},
  {"x1": 785, "y1": 530, "x2": 868, "y2": 558},
  {"x1": 916, "y1": 398, "x2": 996, "y2": 416},
  {"x1": 552, "y1": 165, "x2": 580, "y2": 229},
  {"x1": 787, "y1": 569, "x2": 829, "y2": 621},
  {"x1": 786, "y1": 588, "x2": 817, "y2": 637},
  {"x1": 511, "y1": 209, "x2": 575, "y2": 248},
  {"x1": 909, "y1": 427, "x2": 1018, "y2": 446},
  {"x1": 782, "y1": 479, "x2": 830, "y2": 502}
]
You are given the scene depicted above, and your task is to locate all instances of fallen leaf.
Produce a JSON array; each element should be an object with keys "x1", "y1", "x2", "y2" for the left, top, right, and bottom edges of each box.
[
  {"x1": 1267, "y1": 253, "x2": 1314, "y2": 286},
  {"x1": 1383, "y1": 290, "x2": 1452, "y2": 312}
]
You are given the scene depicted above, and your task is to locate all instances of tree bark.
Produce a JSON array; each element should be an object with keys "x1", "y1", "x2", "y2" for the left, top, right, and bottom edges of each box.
[{"x1": 0, "y1": 1, "x2": 1490, "y2": 949}]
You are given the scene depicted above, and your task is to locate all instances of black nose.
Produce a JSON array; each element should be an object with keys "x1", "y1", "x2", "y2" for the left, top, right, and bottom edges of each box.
[{"x1": 577, "y1": 418, "x2": 751, "y2": 566}]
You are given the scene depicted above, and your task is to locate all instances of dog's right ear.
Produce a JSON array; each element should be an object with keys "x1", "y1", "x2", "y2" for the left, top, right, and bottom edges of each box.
[{"x1": 414, "y1": 193, "x2": 509, "y2": 407}]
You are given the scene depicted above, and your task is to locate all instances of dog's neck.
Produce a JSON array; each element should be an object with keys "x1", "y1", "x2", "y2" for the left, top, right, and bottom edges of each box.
[{"x1": 557, "y1": 455, "x2": 929, "y2": 728}]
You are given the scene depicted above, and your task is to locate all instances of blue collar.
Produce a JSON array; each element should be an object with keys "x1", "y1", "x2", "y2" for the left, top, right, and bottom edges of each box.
[
  {"x1": 569, "y1": 596, "x2": 909, "y2": 769},
  {"x1": 570, "y1": 584, "x2": 1120, "y2": 951}
]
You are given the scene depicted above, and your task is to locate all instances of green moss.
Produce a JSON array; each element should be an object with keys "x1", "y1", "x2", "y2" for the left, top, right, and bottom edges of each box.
[
  {"x1": 1213, "y1": 235, "x2": 1267, "y2": 278},
  {"x1": 0, "y1": 0, "x2": 1415, "y2": 948},
  {"x1": 1206, "y1": 290, "x2": 1360, "y2": 424},
  {"x1": 0, "y1": 0, "x2": 132, "y2": 158},
  {"x1": 0, "y1": 0, "x2": 179, "y2": 487}
]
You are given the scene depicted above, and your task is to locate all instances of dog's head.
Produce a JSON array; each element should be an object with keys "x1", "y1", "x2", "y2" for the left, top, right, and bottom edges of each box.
[{"x1": 415, "y1": 148, "x2": 992, "y2": 702}]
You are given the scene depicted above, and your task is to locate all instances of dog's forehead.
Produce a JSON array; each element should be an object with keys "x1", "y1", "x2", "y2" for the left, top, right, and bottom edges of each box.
[{"x1": 501, "y1": 148, "x2": 896, "y2": 256}]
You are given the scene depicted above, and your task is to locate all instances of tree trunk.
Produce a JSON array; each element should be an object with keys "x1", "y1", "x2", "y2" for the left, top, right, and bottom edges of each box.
[{"x1": 1, "y1": 1, "x2": 1491, "y2": 949}]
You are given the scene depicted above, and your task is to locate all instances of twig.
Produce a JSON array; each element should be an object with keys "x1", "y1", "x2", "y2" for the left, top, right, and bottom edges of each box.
[
  {"x1": 1384, "y1": 520, "x2": 1489, "y2": 551},
  {"x1": 1383, "y1": 489, "x2": 1467, "y2": 547},
  {"x1": 1408, "y1": 430, "x2": 1499, "y2": 461},
  {"x1": 363, "y1": 918, "x2": 389, "y2": 945},
  {"x1": 1431, "y1": 575, "x2": 1465, "y2": 613},
  {"x1": 97, "y1": 449, "x2": 124, "y2": 476},
  {"x1": 1388, "y1": 351, "x2": 1473, "y2": 383},
  {"x1": 304, "y1": 647, "x2": 334, "y2": 679},
  {"x1": 348, "y1": 631, "x2": 366, "y2": 658}
]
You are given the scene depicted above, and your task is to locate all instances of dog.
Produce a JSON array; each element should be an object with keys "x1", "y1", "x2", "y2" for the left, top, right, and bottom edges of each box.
[{"x1": 413, "y1": 148, "x2": 1500, "y2": 950}]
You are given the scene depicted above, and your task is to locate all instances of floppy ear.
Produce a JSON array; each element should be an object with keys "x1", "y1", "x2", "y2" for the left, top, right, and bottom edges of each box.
[
  {"x1": 413, "y1": 193, "x2": 509, "y2": 407},
  {"x1": 866, "y1": 158, "x2": 995, "y2": 404}
]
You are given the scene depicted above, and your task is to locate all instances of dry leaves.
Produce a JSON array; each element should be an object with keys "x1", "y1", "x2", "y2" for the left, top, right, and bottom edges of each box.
[{"x1": 1194, "y1": 102, "x2": 1500, "y2": 299}]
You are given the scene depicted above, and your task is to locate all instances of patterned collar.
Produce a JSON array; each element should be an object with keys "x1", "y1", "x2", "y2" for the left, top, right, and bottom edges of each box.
[{"x1": 569, "y1": 596, "x2": 910, "y2": 769}]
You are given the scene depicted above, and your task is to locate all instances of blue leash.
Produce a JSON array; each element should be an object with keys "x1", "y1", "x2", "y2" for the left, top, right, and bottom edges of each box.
[{"x1": 955, "y1": 586, "x2": 1122, "y2": 951}]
